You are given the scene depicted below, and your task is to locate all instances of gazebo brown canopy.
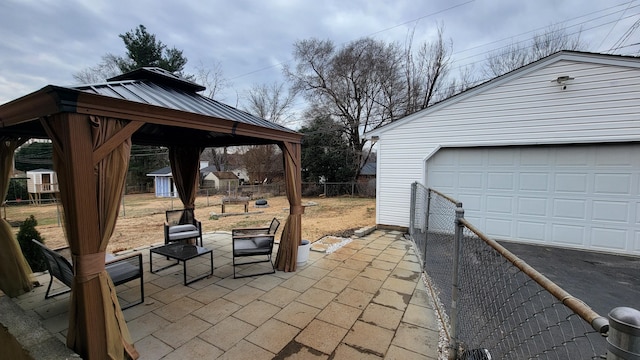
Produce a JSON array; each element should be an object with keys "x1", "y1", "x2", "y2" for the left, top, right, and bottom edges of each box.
[{"x1": 0, "y1": 67, "x2": 303, "y2": 360}]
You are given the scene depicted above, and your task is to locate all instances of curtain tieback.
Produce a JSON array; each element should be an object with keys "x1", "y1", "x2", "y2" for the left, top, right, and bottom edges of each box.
[
  {"x1": 290, "y1": 205, "x2": 305, "y2": 215},
  {"x1": 73, "y1": 252, "x2": 106, "y2": 283}
]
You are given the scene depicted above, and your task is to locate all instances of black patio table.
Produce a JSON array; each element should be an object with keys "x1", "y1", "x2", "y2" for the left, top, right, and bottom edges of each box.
[{"x1": 149, "y1": 243, "x2": 213, "y2": 285}]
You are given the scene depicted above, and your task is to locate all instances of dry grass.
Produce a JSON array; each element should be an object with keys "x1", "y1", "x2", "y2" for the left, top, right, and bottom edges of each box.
[{"x1": 4, "y1": 193, "x2": 376, "y2": 253}]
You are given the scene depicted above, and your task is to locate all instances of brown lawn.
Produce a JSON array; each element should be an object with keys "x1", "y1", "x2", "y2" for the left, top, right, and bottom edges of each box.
[{"x1": 4, "y1": 193, "x2": 376, "y2": 253}]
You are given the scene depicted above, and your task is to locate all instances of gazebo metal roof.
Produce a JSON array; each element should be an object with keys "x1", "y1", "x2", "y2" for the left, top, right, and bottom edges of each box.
[{"x1": 0, "y1": 67, "x2": 301, "y2": 147}]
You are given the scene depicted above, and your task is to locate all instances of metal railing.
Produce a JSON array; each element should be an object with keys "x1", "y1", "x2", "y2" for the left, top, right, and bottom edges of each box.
[{"x1": 408, "y1": 182, "x2": 633, "y2": 359}]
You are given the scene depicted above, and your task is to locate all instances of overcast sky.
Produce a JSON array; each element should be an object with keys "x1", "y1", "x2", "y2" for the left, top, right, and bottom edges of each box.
[{"x1": 1, "y1": 0, "x2": 638, "y2": 127}]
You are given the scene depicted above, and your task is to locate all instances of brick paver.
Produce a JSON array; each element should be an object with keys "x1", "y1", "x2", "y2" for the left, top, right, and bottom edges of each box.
[{"x1": 13, "y1": 230, "x2": 441, "y2": 359}]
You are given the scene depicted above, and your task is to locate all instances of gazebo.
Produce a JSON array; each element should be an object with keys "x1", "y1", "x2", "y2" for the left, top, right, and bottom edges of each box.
[{"x1": 0, "y1": 67, "x2": 304, "y2": 359}]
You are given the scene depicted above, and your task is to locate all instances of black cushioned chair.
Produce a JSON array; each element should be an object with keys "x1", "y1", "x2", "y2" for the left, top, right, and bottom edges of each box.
[
  {"x1": 231, "y1": 218, "x2": 280, "y2": 278},
  {"x1": 32, "y1": 240, "x2": 144, "y2": 309},
  {"x1": 164, "y1": 208, "x2": 203, "y2": 247}
]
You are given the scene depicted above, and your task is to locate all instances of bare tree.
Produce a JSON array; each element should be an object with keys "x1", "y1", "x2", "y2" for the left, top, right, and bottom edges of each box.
[
  {"x1": 202, "y1": 147, "x2": 229, "y2": 172},
  {"x1": 243, "y1": 82, "x2": 297, "y2": 125},
  {"x1": 194, "y1": 60, "x2": 229, "y2": 100},
  {"x1": 241, "y1": 145, "x2": 282, "y2": 184},
  {"x1": 285, "y1": 37, "x2": 404, "y2": 179},
  {"x1": 403, "y1": 25, "x2": 453, "y2": 114},
  {"x1": 73, "y1": 54, "x2": 121, "y2": 84},
  {"x1": 484, "y1": 25, "x2": 586, "y2": 78}
]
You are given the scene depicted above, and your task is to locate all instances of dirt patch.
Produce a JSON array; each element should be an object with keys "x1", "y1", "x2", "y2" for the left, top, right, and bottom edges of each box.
[{"x1": 4, "y1": 193, "x2": 376, "y2": 253}]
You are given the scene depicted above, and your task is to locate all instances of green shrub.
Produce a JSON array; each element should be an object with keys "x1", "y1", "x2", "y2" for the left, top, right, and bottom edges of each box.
[{"x1": 17, "y1": 215, "x2": 47, "y2": 272}]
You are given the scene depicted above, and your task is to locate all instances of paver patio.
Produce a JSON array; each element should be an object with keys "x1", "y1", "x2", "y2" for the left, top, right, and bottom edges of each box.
[{"x1": 12, "y1": 229, "x2": 440, "y2": 359}]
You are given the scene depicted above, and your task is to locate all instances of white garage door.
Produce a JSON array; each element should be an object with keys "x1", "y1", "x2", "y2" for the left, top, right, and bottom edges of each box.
[{"x1": 426, "y1": 144, "x2": 640, "y2": 255}]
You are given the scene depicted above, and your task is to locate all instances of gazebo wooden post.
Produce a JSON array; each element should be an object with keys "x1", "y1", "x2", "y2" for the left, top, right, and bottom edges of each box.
[{"x1": 45, "y1": 113, "x2": 107, "y2": 358}]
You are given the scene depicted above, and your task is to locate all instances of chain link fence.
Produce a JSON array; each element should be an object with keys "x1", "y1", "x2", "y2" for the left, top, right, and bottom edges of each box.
[
  {"x1": 410, "y1": 183, "x2": 460, "y2": 326},
  {"x1": 409, "y1": 182, "x2": 610, "y2": 359},
  {"x1": 302, "y1": 182, "x2": 375, "y2": 198}
]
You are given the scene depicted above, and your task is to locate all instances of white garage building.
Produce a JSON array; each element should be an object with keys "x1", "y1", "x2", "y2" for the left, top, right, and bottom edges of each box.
[{"x1": 367, "y1": 51, "x2": 640, "y2": 255}]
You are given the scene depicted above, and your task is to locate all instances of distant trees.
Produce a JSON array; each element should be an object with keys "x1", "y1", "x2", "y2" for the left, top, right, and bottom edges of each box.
[
  {"x1": 14, "y1": 142, "x2": 53, "y2": 171},
  {"x1": 285, "y1": 38, "x2": 403, "y2": 180},
  {"x1": 484, "y1": 25, "x2": 586, "y2": 78},
  {"x1": 286, "y1": 30, "x2": 456, "y2": 180}
]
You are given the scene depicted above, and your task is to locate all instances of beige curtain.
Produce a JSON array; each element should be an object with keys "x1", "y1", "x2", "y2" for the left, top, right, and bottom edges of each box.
[
  {"x1": 0, "y1": 137, "x2": 33, "y2": 297},
  {"x1": 275, "y1": 142, "x2": 303, "y2": 272},
  {"x1": 169, "y1": 146, "x2": 203, "y2": 211},
  {"x1": 45, "y1": 115, "x2": 138, "y2": 359}
]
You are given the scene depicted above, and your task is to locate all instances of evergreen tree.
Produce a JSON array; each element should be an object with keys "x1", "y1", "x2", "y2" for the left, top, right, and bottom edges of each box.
[
  {"x1": 299, "y1": 116, "x2": 356, "y2": 182},
  {"x1": 116, "y1": 25, "x2": 188, "y2": 74},
  {"x1": 17, "y1": 215, "x2": 47, "y2": 272}
]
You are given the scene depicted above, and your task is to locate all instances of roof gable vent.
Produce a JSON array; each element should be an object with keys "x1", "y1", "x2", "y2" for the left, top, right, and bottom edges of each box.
[{"x1": 108, "y1": 67, "x2": 205, "y2": 93}]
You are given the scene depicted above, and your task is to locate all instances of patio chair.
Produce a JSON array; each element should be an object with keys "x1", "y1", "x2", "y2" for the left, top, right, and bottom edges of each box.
[
  {"x1": 32, "y1": 240, "x2": 144, "y2": 310},
  {"x1": 231, "y1": 218, "x2": 280, "y2": 278},
  {"x1": 164, "y1": 208, "x2": 203, "y2": 247}
]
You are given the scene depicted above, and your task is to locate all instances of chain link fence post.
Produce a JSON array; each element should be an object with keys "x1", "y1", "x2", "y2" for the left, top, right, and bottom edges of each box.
[
  {"x1": 607, "y1": 307, "x2": 640, "y2": 359},
  {"x1": 423, "y1": 188, "x2": 432, "y2": 270},
  {"x1": 449, "y1": 205, "x2": 465, "y2": 359}
]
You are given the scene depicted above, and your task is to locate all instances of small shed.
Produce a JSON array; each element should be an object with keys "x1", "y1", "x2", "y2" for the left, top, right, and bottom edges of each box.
[
  {"x1": 367, "y1": 51, "x2": 640, "y2": 256},
  {"x1": 146, "y1": 166, "x2": 177, "y2": 198},
  {"x1": 25, "y1": 168, "x2": 58, "y2": 204}
]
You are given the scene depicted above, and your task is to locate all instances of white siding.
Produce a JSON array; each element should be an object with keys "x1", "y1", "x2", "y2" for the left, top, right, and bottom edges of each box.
[{"x1": 372, "y1": 53, "x2": 640, "y2": 233}]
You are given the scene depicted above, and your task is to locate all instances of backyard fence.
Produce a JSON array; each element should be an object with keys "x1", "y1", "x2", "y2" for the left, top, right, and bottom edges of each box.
[
  {"x1": 302, "y1": 181, "x2": 376, "y2": 198},
  {"x1": 408, "y1": 182, "x2": 633, "y2": 359}
]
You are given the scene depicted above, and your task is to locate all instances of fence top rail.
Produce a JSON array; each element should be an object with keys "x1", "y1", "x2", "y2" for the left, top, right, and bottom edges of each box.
[
  {"x1": 458, "y1": 217, "x2": 609, "y2": 334},
  {"x1": 428, "y1": 187, "x2": 462, "y2": 207}
]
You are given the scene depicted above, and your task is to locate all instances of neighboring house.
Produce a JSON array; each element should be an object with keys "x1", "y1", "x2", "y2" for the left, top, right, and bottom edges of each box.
[
  {"x1": 26, "y1": 169, "x2": 58, "y2": 204},
  {"x1": 367, "y1": 51, "x2": 640, "y2": 256},
  {"x1": 358, "y1": 162, "x2": 376, "y2": 182},
  {"x1": 203, "y1": 171, "x2": 240, "y2": 191},
  {"x1": 357, "y1": 162, "x2": 377, "y2": 197}
]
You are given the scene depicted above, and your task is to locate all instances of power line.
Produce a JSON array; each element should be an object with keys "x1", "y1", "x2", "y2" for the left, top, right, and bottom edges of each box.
[{"x1": 228, "y1": 0, "x2": 476, "y2": 81}]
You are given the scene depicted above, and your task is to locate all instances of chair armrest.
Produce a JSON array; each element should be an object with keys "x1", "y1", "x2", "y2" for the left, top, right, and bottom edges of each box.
[
  {"x1": 105, "y1": 252, "x2": 142, "y2": 265},
  {"x1": 232, "y1": 227, "x2": 269, "y2": 237},
  {"x1": 106, "y1": 252, "x2": 143, "y2": 286}
]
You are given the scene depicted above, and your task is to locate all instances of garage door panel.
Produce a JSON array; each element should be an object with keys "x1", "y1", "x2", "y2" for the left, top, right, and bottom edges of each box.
[
  {"x1": 459, "y1": 194, "x2": 481, "y2": 211},
  {"x1": 488, "y1": 150, "x2": 515, "y2": 165},
  {"x1": 555, "y1": 173, "x2": 588, "y2": 192},
  {"x1": 595, "y1": 147, "x2": 632, "y2": 166},
  {"x1": 517, "y1": 221, "x2": 546, "y2": 241},
  {"x1": 594, "y1": 174, "x2": 631, "y2": 194},
  {"x1": 520, "y1": 173, "x2": 549, "y2": 191},
  {"x1": 552, "y1": 199, "x2": 587, "y2": 220},
  {"x1": 518, "y1": 197, "x2": 547, "y2": 216},
  {"x1": 520, "y1": 148, "x2": 550, "y2": 165},
  {"x1": 486, "y1": 195, "x2": 513, "y2": 214},
  {"x1": 591, "y1": 227, "x2": 627, "y2": 250},
  {"x1": 459, "y1": 172, "x2": 483, "y2": 189},
  {"x1": 486, "y1": 218, "x2": 512, "y2": 237},
  {"x1": 635, "y1": 232, "x2": 640, "y2": 251},
  {"x1": 592, "y1": 201, "x2": 629, "y2": 223},
  {"x1": 429, "y1": 171, "x2": 456, "y2": 189},
  {"x1": 556, "y1": 148, "x2": 589, "y2": 166},
  {"x1": 487, "y1": 173, "x2": 514, "y2": 190},
  {"x1": 459, "y1": 151, "x2": 483, "y2": 165},
  {"x1": 551, "y1": 224, "x2": 585, "y2": 245}
]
